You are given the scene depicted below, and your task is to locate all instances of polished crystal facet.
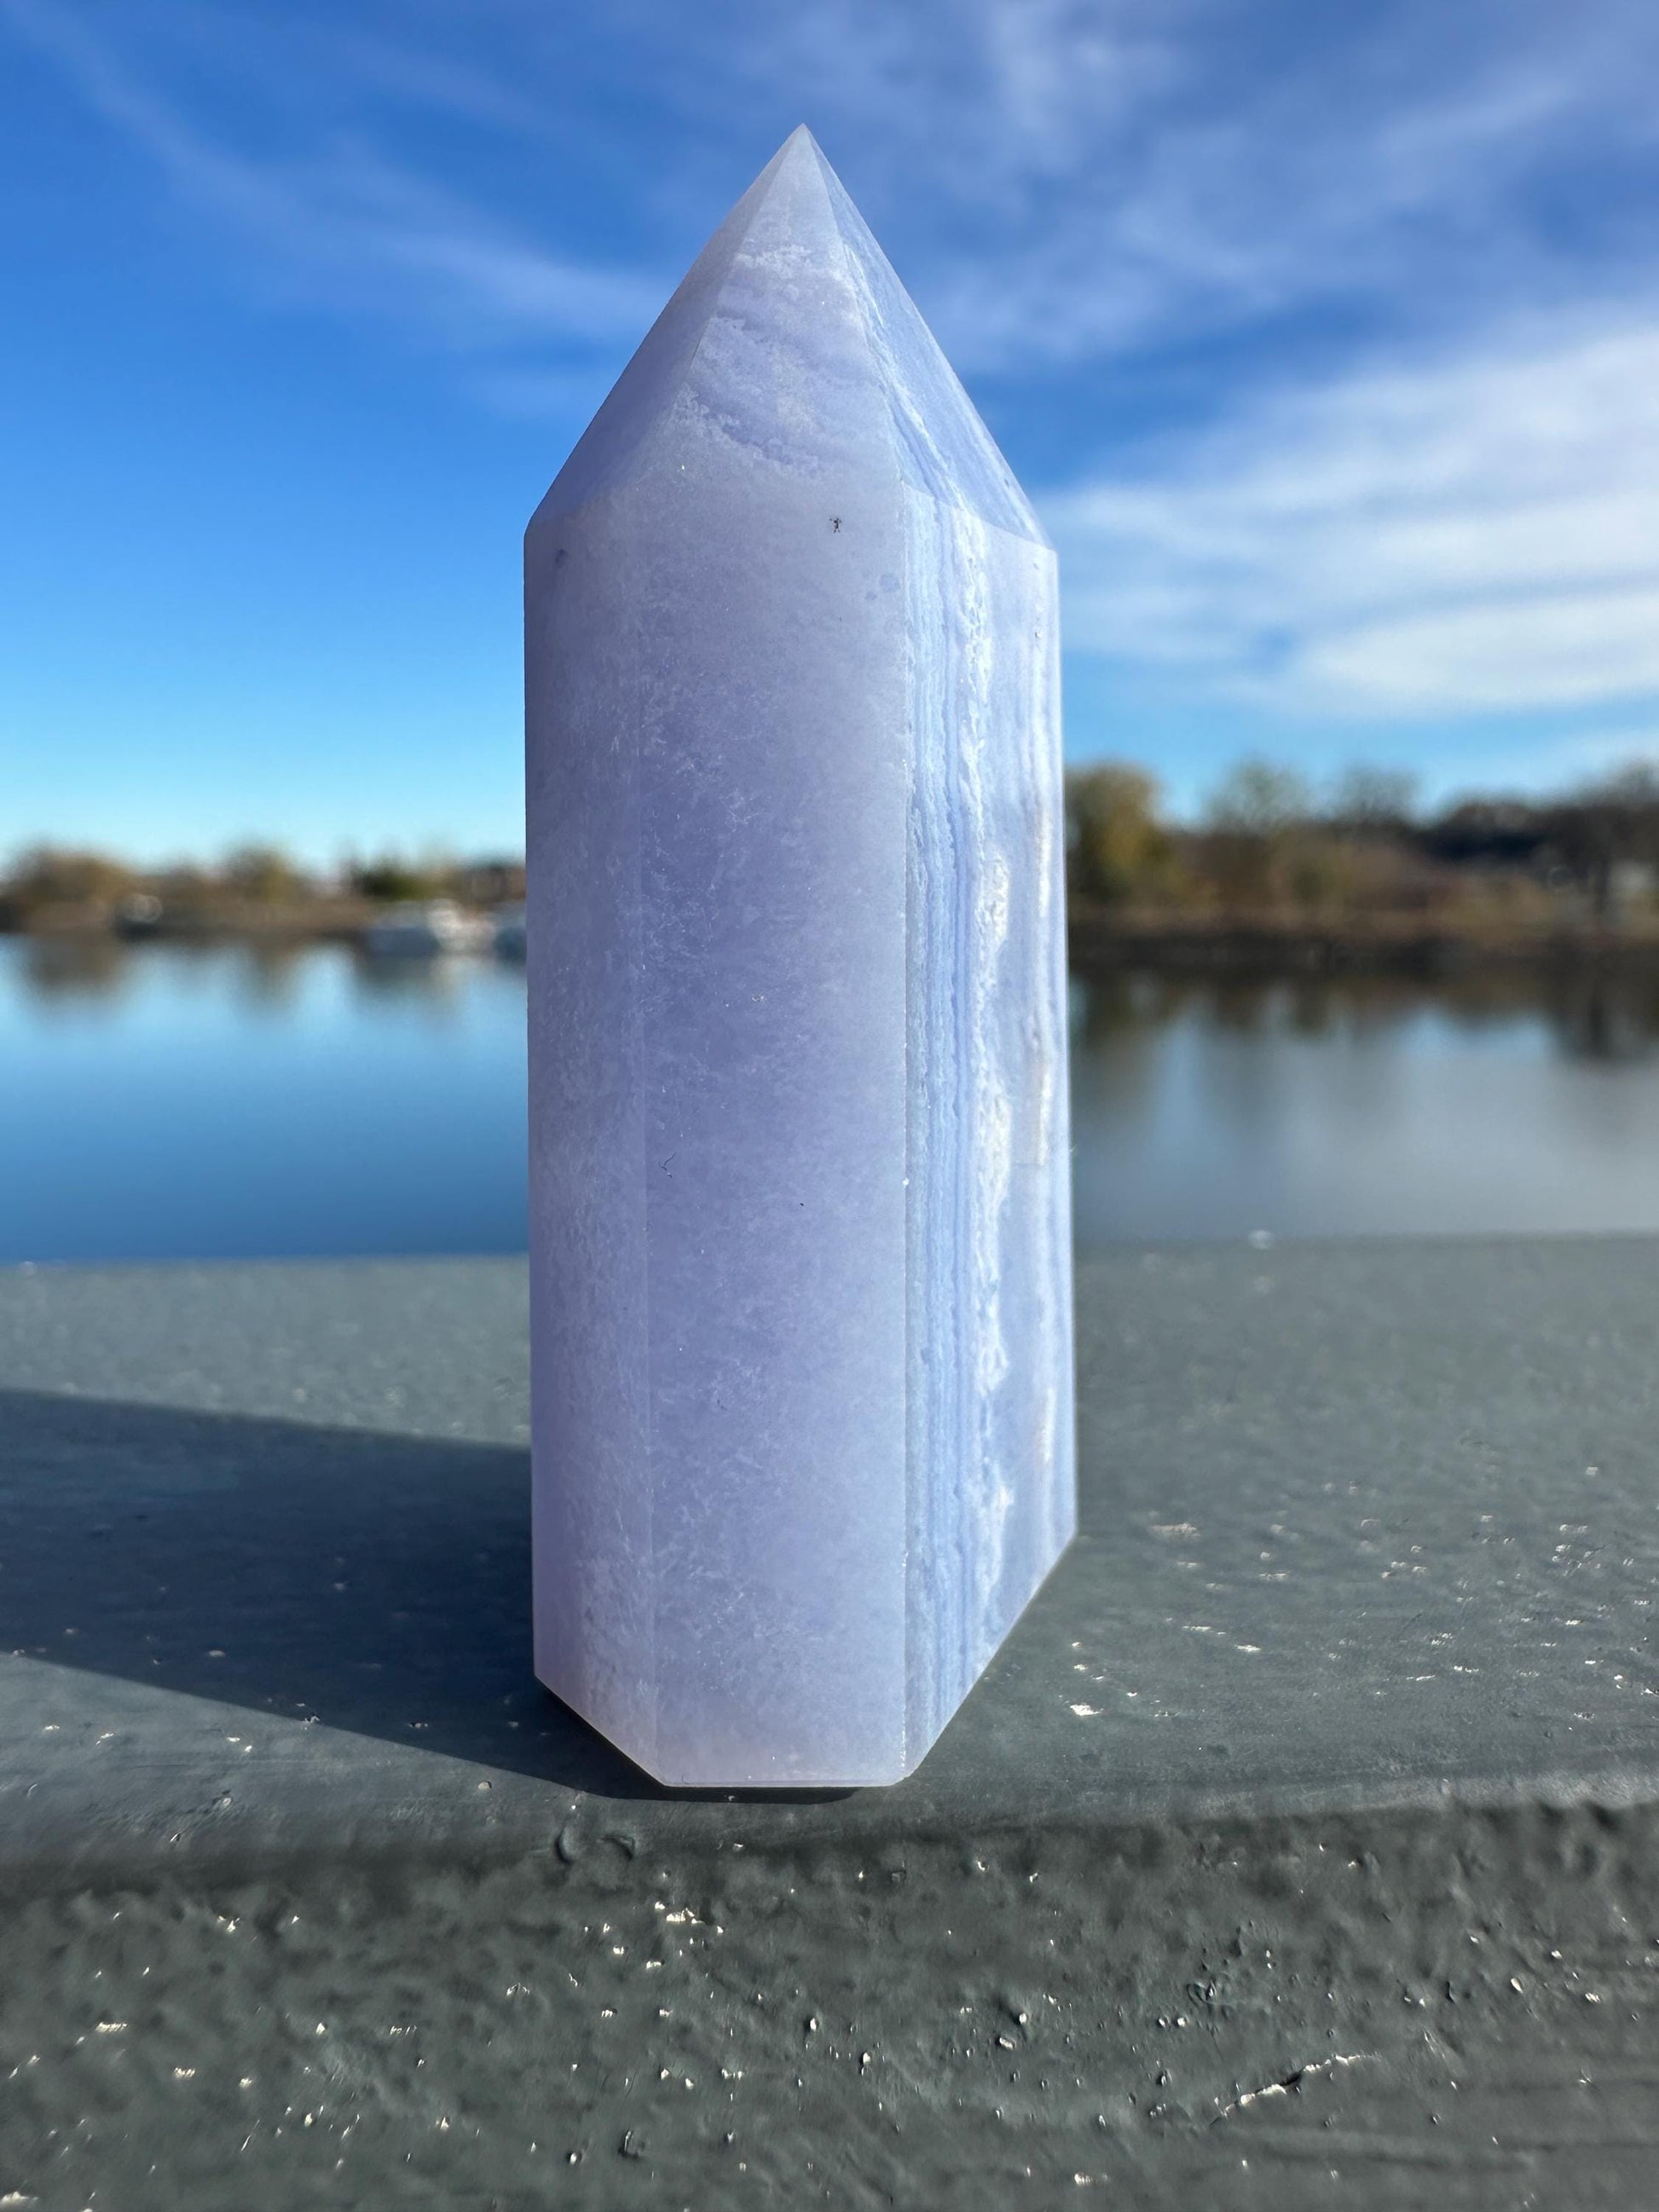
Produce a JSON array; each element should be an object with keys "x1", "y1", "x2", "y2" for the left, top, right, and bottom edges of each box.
[{"x1": 525, "y1": 128, "x2": 1074, "y2": 1787}]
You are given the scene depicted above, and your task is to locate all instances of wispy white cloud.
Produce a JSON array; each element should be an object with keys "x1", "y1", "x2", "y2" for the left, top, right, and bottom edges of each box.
[
  {"x1": 0, "y1": 0, "x2": 662, "y2": 351},
  {"x1": 11, "y1": 0, "x2": 1659, "y2": 735},
  {"x1": 706, "y1": 0, "x2": 1659, "y2": 369},
  {"x1": 1045, "y1": 319, "x2": 1659, "y2": 716},
  {"x1": 18, "y1": 0, "x2": 1659, "y2": 384}
]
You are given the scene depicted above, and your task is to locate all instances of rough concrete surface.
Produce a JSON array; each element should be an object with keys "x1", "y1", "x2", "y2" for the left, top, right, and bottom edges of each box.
[{"x1": 3, "y1": 1239, "x2": 1659, "y2": 2205}]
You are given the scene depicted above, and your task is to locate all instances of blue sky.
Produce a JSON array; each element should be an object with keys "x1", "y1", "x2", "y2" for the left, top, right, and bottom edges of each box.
[{"x1": 5, "y1": 0, "x2": 1659, "y2": 860}]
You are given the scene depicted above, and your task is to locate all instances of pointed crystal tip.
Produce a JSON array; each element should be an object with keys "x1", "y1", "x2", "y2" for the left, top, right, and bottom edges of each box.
[{"x1": 534, "y1": 124, "x2": 1045, "y2": 546}]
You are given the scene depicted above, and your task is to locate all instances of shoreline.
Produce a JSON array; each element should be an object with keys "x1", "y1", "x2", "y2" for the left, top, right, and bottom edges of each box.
[
  {"x1": 10, "y1": 906, "x2": 1659, "y2": 977},
  {"x1": 1069, "y1": 905, "x2": 1659, "y2": 974}
]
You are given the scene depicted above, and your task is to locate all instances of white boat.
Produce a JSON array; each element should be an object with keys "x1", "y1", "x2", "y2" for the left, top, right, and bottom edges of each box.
[{"x1": 362, "y1": 900, "x2": 493, "y2": 957}]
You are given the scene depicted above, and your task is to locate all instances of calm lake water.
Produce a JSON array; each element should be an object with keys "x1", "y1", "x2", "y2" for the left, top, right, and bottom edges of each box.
[{"x1": 5, "y1": 935, "x2": 1659, "y2": 1263}]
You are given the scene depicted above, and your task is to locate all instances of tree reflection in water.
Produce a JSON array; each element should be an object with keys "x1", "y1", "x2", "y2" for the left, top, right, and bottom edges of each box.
[
  {"x1": 1069, "y1": 962, "x2": 1659, "y2": 1246},
  {"x1": 7, "y1": 938, "x2": 1659, "y2": 1258}
]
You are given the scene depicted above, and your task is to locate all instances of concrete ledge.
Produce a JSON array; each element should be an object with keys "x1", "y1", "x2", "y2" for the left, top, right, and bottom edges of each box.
[{"x1": 3, "y1": 1239, "x2": 1659, "y2": 2202}]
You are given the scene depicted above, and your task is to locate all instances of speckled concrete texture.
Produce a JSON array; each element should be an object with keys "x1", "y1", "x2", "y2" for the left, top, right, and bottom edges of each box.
[
  {"x1": 6, "y1": 1801, "x2": 1659, "y2": 2206},
  {"x1": 3, "y1": 1240, "x2": 1659, "y2": 2203}
]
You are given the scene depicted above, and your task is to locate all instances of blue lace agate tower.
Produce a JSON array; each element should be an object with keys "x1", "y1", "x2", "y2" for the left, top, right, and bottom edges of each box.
[{"x1": 525, "y1": 129, "x2": 1073, "y2": 1787}]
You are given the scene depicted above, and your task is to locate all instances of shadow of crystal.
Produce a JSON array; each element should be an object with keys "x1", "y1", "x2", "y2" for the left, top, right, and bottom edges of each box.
[{"x1": 0, "y1": 1386, "x2": 859, "y2": 1804}]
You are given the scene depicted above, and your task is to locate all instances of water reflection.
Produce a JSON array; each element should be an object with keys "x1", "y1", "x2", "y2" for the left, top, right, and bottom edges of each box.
[
  {"x1": 1073, "y1": 966, "x2": 1659, "y2": 1062},
  {"x1": 4, "y1": 933, "x2": 499, "y2": 1019},
  {"x1": 349, "y1": 944, "x2": 479, "y2": 1017},
  {"x1": 1070, "y1": 966, "x2": 1659, "y2": 1246},
  {"x1": 0, "y1": 937, "x2": 529, "y2": 1265},
  {"x1": 7, "y1": 937, "x2": 1659, "y2": 1261},
  {"x1": 16, "y1": 933, "x2": 134, "y2": 1006},
  {"x1": 233, "y1": 943, "x2": 309, "y2": 1016}
]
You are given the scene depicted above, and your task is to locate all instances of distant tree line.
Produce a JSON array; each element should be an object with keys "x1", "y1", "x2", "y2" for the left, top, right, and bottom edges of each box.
[
  {"x1": 0, "y1": 844, "x2": 526, "y2": 933},
  {"x1": 9, "y1": 756, "x2": 1659, "y2": 939},
  {"x1": 1067, "y1": 758, "x2": 1659, "y2": 925}
]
